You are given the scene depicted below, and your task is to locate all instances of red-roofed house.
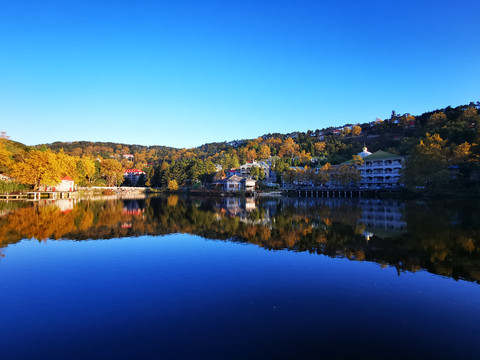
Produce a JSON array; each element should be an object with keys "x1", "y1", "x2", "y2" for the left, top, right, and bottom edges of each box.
[
  {"x1": 42, "y1": 176, "x2": 76, "y2": 192},
  {"x1": 124, "y1": 169, "x2": 146, "y2": 185}
]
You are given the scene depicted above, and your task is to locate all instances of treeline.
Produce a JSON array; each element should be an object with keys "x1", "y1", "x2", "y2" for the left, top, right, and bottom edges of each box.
[{"x1": 1, "y1": 102, "x2": 480, "y2": 193}]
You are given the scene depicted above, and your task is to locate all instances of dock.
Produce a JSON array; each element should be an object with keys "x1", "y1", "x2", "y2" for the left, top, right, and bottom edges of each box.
[{"x1": 0, "y1": 191, "x2": 78, "y2": 201}]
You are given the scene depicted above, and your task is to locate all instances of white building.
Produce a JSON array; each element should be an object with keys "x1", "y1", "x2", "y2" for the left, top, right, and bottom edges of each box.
[
  {"x1": 357, "y1": 149, "x2": 404, "y2": 188},
  {"x1": 41, "y1": 176, "x2": 76, "y2": 192},
  {"x1": 239, "y1": 161, "x2": 270, "y2": 179},
  {"x1": 357, "y1": 146, "x2": 372, "y2": 158},
  {"x1": 212, "y1": 175, "x2": 256, "y2": 192},
  {"x1": 124, "y1": 169, "x2": 146, "y2": 185},
  {"x1": 0, "y1": 174, "x2": 11, "y2": 182}
]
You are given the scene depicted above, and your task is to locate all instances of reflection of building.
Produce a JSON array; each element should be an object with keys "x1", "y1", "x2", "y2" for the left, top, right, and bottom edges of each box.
[
  {"x1": 215, "y1": 197, "x2": 272, "y2": 226},
  {"x1": 54, "y1": 199, "x2": 75, "y2": 213},
  {"x1": 357, "y1": 148, "x2": 404, "y2": 188},
  {"x1": 221, "y1": 197, "x2": 243, "y2": 216},
  {"x1": 245, "y1": 198, "x2": 256, "y2": 211},
  {"x1": 122, "y1": 200, "x2": 145, "y2": 216},
  {"x1": 358, "y1": 199, "x2": 405, "y2": 232}
]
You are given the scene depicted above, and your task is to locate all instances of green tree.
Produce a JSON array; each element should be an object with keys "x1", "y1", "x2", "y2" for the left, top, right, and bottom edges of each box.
[{"x1": 403, "y1": 133, "x2": 450, "y2": 191}]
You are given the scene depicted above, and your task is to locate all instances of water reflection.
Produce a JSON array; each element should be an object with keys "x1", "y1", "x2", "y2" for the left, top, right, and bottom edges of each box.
[{"x1": 0, "y1": 195, "x2": 479, "y2": 283}]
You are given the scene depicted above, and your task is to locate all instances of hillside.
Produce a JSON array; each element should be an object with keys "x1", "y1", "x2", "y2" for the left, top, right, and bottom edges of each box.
[
  {"x1": 35, "y1": 101, "x2": 480, "y2": 165},
  {"x1": 1, "y1": 101, "x2": 479, "y2": 194}
]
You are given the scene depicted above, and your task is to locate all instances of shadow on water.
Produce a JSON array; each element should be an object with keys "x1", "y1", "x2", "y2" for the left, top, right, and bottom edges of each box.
[{"x1": 1, "y1": 195, "x2": 479, "y2": 283}]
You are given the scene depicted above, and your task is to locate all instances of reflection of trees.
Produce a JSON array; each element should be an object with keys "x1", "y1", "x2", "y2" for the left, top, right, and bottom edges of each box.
[{"x1": 0, "y1": 197, "x2": 479, "y2": 283}]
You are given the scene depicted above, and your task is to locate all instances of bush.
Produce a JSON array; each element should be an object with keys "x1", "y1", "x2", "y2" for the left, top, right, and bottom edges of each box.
[
  {"x1": 0, "y1": 181, "x2": 27, "y2": 194},
  {"x1": 168, "y1": 180, "x2": 179, "y2": 191}
]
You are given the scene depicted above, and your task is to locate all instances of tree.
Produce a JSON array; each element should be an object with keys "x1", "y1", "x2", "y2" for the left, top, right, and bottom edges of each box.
[
  {"x1": 246, "y1": 148, "x2": 257, "y2": 162},
  {"x1": 461, "y1": 107, "x2": 478, "y2": 121},
  {"x1": 298, "y1": 150, "x2": 312, "y2": 164},
  {"x1": 136, "y1": 173, "x2": 147, "y2": 187},
  {"x1": 0, "y1": 137, "x2": 13, "y2": 172},
  {"x1": 168, "y1": 179, "x2": 179, "y2": 191},
  {"x1": 250, "y1": 166, "x2": 265, "y2": 180},
  {"x1": 100, "y1": 159, "x2": 123, "y2": 186},
  {"x1": 56, "y1": 150, "x2": 78, "y2": 181},
  {"x1": 351, "y1": 125, "x2": 362, "y2": 136},
  {"x1": 402, "y1": 133, "x2": 450, "y2": 191},
  {"x1": 330, "y1": 165, "x2": 361, "y2": 186},
  {"x1": 351, "y1": 155, "x2": 364, "y2": 166},
  {"x1": 78, "y1": 156, "x2": 96, "y2": 185},
  {"x1": 257, "y1": 145, "x2": 271, "y2": 160},
  {"x1": 11, "y1": 150, "x2": 61, "y2": 190},
  {"x1": 278, "y1": 138, "x2": 299, "y2": 158},
  {"x1": 428, "y1": 112, "x2": 447, "y2": 128},
  {"x1": 452, "y1": 142, "x2": 473, "y2": 164},
  {"x1": 145, "y1": 166, "x2": 154, "y2": 187},
  {"x1": 399, "y1": 114, "x2": 415, "y2": 128},
  {"x1": 341, "y1": 127, "x2": 351, "y2": 136}
]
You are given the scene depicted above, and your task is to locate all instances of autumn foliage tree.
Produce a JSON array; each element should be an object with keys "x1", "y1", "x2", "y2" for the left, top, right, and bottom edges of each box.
[
  {"x1": 278, "y1": 138, "x2": 299, "y2": 158},
  {"x1": 11, "y1": 150, "x2": 62, "y2": 190},
  {"x1": 0, "y1": 133, "x2": 13, "y2": 173},
  {"x1": 100, "y1": 159, "x2": 123, "y2": 186}
]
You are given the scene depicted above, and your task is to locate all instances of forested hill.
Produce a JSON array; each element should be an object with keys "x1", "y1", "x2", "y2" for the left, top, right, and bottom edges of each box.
[
  {"x1": 1, "y1": 101, "x2": 479, "y2": 194},
  {"x1": 35, "y1": 101, "x2": 480, "y2": 165}
]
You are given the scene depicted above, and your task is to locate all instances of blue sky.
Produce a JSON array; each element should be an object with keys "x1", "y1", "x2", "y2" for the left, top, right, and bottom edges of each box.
[{"x1": 0, "y1": 0, "x2": 478, "y2": 148}]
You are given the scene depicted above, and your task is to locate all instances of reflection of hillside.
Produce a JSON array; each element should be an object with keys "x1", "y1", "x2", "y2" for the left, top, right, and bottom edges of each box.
[{"x1": 0, "y1": 196, "x2": 479, "y2": 283}]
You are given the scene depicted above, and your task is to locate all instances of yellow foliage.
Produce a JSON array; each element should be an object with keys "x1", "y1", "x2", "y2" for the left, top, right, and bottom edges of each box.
[
  {"x1": 0, "y1": 140, "x2": 13, "y2": 170},
  {"x1": 11, "y1": 150, "x2": 62, "y2": 190},
  {"x1": 168, "y1": 180, "x2": 179, "y2": 191},
  {"x1": 314, "y1": 142, "x2": 326, "y2": 152},
  {"x1": 100, "y1": 159, "x2": 123, "y2": 186},
  {"x1": 278, "y1": 138, "x2": 299, "y2": 158},
  {"x1": 167, "y1": 195, "x2": 179, "y2": 206}
]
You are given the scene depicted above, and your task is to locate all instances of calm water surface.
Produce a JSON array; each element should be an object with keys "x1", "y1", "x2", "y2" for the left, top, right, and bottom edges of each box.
[{"x1": 1, "y1": 196, "x2": 480, "y2": 359}]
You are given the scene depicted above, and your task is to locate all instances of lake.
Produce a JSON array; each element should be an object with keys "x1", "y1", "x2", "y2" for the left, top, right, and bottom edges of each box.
[{"x1": 1, "y1": 195, "x2": 480, "y2": 359}]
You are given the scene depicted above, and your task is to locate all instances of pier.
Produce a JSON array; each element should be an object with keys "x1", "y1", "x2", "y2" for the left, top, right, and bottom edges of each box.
[
  {"x1": 294, "y1": 188, "x2": 363, "y2": 198},
  {"x1": 0, "y1": 191, "x2": 78, "y2": 201}
]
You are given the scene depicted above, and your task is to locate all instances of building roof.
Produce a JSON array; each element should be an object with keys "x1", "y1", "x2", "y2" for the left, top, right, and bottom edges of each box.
[
  {"x1": 358, "y1": 146, "x2": 372, "y2": 158},
  {"x1": 61, "y1": 176, "x2": 74, "y2": 181},
  {"x1": 124, "y1": 169, "x2": 145, "y2": 174},
  {"x1": 226, "y1": 175, "x2": 243, "y2": 182},
  {"x1": 363, "y1": 150, "x2": 403, "y2": 161}
]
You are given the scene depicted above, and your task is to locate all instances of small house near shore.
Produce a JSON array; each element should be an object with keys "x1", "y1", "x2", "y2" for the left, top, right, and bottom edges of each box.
[
  {"x1": 0, "y1": 174, "x2": 12, "y2": 182},
  {"x1": 211, "y1": 175, "x2": 256, "y2": 192},
  {"x1": 42, "y1": 176, "x2": 76, "y2": 192}
]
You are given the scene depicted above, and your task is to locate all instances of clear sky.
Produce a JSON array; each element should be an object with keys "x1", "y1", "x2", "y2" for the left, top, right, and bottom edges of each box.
[{"x1": 0, "y1": 0, "x2": 478, "y2": 148}]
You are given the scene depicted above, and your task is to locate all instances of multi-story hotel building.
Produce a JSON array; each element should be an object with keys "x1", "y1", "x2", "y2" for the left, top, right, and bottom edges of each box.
[{"x1": 357, "y1": 147, "x2": 404, "y2": 188}]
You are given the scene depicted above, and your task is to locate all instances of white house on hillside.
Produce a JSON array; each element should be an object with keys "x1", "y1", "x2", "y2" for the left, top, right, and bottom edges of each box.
[{"x1": 239, "y1": 161, "x2": 270, "y2": 179}]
